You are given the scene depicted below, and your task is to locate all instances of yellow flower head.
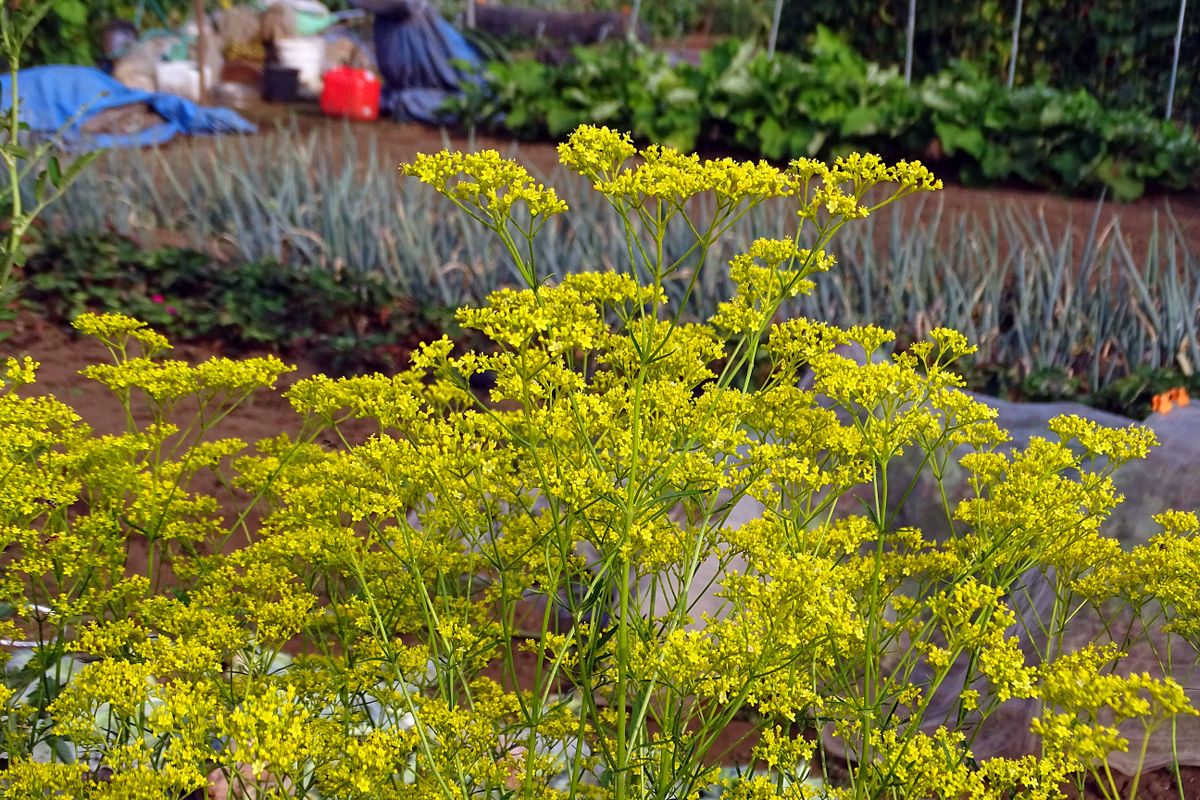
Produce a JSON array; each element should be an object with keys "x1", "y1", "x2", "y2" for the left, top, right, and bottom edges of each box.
[
  {"x1": 402, "y1": 149, "x2": 568, "y2": 221},
  {"x1": 557, "y1": 124, "x2": 637, "y2": 180}
]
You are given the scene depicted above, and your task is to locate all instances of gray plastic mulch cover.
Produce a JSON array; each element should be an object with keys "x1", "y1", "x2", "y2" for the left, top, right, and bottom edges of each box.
[
  {"x1": 894, "y1": 398, "x2": 1200, "y2": 775},
  {"x1": 839, "y1": 398, "x2": 1200, "y2": 773},
  {"x1": 668, "y1": 396, "x2": 1200, "y2": 775},
  {"x1": 346, "y1": 0, "x2": 482, "y2": 123}
]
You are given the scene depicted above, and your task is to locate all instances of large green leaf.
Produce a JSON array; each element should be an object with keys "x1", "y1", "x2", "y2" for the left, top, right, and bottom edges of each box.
[
  {"x1": 1094, "y1": 155, "x2": 1146, "y2": 201},
  {"x1": 757, "y1": 117, "x2": 789, "y2": 160},
  {"x1": 546, "y1": 105, "x2": 585, "y2": 137},
  {"x1": 52, "y1": 0, "x2": 88, "y2": 27},
  {"x1": 934, "y1": 120, "x2": 986, "y2": 159},
  {"x1": 840, "y1": 106, "x2": 883, "y2": 138}
]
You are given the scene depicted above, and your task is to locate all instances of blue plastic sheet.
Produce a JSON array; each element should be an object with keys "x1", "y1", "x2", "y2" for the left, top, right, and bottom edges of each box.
[
  {"x1": 349, "y1": 0, "x2": 482, "y2": 123},
  {"x1": 0, "y1": 65, "x2": 257, "y2": 150}
]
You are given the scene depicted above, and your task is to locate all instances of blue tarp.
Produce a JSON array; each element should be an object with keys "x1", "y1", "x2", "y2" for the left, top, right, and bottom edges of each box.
[
  {"x1": 0, "y1": 65, "x2": 256, "y2": 150},
  {"x1": 349, "y1": 0, "x2": 482, "y2": 123}
]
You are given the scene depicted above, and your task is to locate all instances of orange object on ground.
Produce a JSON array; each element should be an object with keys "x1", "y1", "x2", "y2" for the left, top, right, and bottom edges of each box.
[
  {"x1": 1151, "y1": 387, "x2": 1190, "y2": 415},
  {"x1": 319, "y1": 67, "x2": 381, "y2": 122}
]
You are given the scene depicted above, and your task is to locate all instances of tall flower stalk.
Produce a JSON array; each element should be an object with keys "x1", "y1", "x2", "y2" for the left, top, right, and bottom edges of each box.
[{"x1": 0, "y1": 1, "x2": 97, "y2": 333}]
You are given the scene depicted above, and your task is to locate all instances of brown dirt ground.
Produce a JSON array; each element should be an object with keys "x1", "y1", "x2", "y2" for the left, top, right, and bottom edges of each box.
[{"x1": 5, "y1": 110, "x2": 1200, "y2": 794}]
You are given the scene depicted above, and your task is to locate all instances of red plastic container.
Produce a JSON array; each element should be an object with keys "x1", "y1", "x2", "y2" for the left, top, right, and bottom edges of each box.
[{"x1": 320, "y1": 67, "x2": 381, "y2": 122}]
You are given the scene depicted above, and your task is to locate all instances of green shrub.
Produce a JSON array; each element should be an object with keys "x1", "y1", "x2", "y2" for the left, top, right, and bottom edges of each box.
[
  {"x1": 3, "y1": 128, "x2": 1198, "y2": 799},
  {"x1": 23, "y1": 1, "x2": 184, "y2": 66}
]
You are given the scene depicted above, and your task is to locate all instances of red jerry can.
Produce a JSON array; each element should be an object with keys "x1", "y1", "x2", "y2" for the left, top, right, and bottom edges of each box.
[{"x1": 320, "y1": 67, "x2": 381, "y2": 122}]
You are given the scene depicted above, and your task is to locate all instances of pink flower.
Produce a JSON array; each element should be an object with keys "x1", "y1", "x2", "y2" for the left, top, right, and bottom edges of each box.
[
  {"x1": 166, "y1": 306, "x2": 177, "y2": 315},
  {"x1": 151, "y1": 293, "x2": 166, "y2": 304}
]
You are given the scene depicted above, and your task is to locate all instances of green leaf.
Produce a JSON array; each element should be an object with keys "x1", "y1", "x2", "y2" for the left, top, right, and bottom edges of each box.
[
  {"x1": 803, "y1": 129, "x2": 829, "y2": 157},
  {"x1": 546, "y1": 105, "x2": 584, "y2": 136},
  {"x1": 934, "y1": 120, "x2": 986, "y2": 159},
  {"x1": 586, "y1": 100, "x2": 623, "y2": 123},
  {"x1": 504, "y1": 107, "x2": 531, "y2": 134},
  {"x1": 1093, "y1": 155, "x2": 1145, "y2": 201},
  {"x1": 51, "y1": 0, "x2": 87, "y2": 28},
  {"x1": 757, "y1": 117, "x2": 788, "y2": 160},
  {"x1": 562, "y1": 87, "x2": 592, "y2": 107},
  {"x1": 59, "y1": 151, "x2": 98, "y2": 187},
  {"x1": 840, "y1": 106, "x2": 882, "y2": 138},
  {"x1": 660, "y1": 122, "x2": 699, "y2": 153},
  {"x1": 663, "y1": 86, "x2": 699, "y2": 107}
]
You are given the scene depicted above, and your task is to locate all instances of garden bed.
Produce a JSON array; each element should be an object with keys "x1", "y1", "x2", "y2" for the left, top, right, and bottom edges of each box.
[
  {"x1": 28, "y1": 114, "x2": 1200, "y2": 418},
  {"x1": 227, "y1": 108, "x2": 1200, "y2": 256}
]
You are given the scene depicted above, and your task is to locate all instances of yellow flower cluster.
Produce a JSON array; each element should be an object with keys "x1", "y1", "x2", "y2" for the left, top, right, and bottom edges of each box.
[
  {"x1": 83, "y1": 354, "x2": 291, "y2": 403},
  {"x1": 1037, "y1": 643, "x2": 1197, "y2": 726},
  {"x1": 73, "y1": 311, "x2": 171, "y2": 354},
  {"x1": 862, "y1": 726, "x2": 1076, "y2": 800},
  {"x1": 1076, "y1": 510, "x2": 1200, "y2": 643},
  {"x1": 790, "y1": 152, "x2": 942, "y2": 222},
  {"x1": 49, "y1": 658, "x2": 157, "y2": 744},
  {"x1": 219, "y1": 683, "x2": 312, "y2": 782},
  {"x1": 402, "y1": 148, "x2": 568, "y2": 221},
  {"x1": 3, "y1": 355, "x2": 37, "y2": 387},
  {"x1": 557, "y1": 124, "x2": 637, "y2": 180},
  {"x1": 711, "y1": 239, "x2": 836, "y2": 335},
  {"x1": 596, "y1": 144, "x2": 794, "y2": 205}
]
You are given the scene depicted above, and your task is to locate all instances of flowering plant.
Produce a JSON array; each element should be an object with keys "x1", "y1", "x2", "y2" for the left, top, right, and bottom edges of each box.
[{"x1": 2, "y1": 127, "x2": 1197, "y2": 799}]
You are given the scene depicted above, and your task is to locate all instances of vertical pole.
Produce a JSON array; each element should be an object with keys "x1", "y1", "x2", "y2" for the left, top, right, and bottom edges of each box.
[
  {"x1": 465, "y1": 0, "x2": 475, "y2": 30},
  {"x1": 1007, "y1": 0, "x2": 1023, "y2": 88},
  {"x1": 904, "y1": 0, "x2": 916, "y2": 85},
  {"x1": 767, "y1": 0, "x2": 785, "y2": 58},
  {"x1": 1166, "y1": 0, "x2": 1187, "y2": 119},
  {"x1": 627, "y1": 0, "x2": 643, "y2": 42},
  {"x1": 194, "y1": 0, "x2": 207, "y2": 104}
]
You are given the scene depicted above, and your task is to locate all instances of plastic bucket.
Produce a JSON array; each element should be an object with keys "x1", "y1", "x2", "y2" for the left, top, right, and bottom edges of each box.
[
  {"x1": 320, "y1": 66, "x2": 381, "y2": 121},
  {"x1": 155, "y1": 61, "x2": 213, "y2": 102},
  {"x1": 276, "y1": 36, "x2": 326, "y2": 96}
]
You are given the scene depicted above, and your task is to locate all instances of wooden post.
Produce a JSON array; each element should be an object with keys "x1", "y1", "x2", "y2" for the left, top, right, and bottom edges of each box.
[
  {"x1": 465, "y1": 0, "x2": 476, "y2": 30},
  {"x1": 1007, "y1": 0, "x2": 1023, "y2": 88},
  {"x1": 903, "y1": 0, "x2": 916, "y2": 85},
  {"x1": 767, "y1": 0, "x2": 784, "y2": 58},
  {"x1": 627, "y1": 0, "x2": 643, "y2": 42},
  {"x1": 194, "y1": 0, "x2": 207, "y2": 104},
  {"x1": 1166, "y1": 0, "x2": 1187, "y2": 119}
]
